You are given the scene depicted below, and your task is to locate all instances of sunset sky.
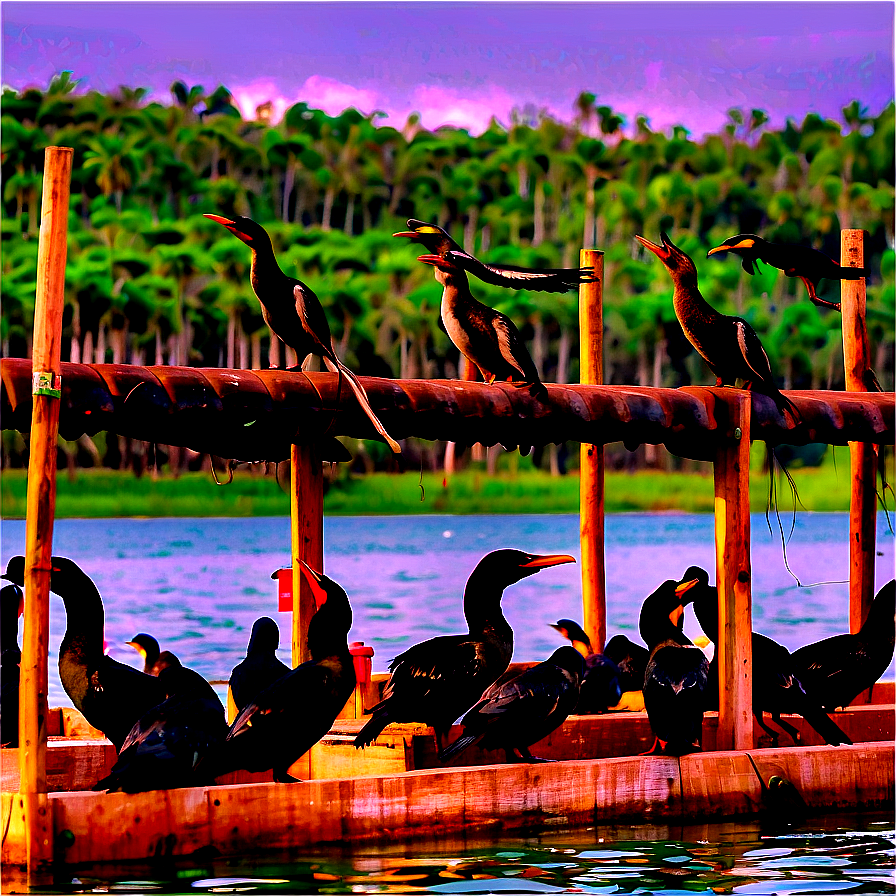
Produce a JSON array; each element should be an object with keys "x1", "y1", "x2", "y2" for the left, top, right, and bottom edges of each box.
[{"x1": 2, "y1": 2, "x2": 893, "y2": 134}]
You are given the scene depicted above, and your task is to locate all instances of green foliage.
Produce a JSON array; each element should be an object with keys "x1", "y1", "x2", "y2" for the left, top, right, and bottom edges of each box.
[{"x1": 0, "y1": 84, "x2": 892, "y2": 395}]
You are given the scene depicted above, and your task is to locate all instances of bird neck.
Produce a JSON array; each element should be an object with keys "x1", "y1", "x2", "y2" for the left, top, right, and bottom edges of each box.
[
  {"x1": 640, "y1": 599, "x2": 691, "y2": 651},
  {"x1": 248, "y1": 238, "x2": 290, "y2": 305},
  {"x1": 58, "y1": 585, "x2": 106, "y2": 663},
  {"x1": 690, "y1": 589, "x2": 719, "y2": 644},
  {"x1": 462, "y1": 573, "x2": 512, "y2": 639},
  {"x1": 439, "y1": 268, "x2": 473, "y2": 315},
  {"x1": 570, "y1": 639, "x2": 592, "y2": 658},
  {"x1": 671, "y1": 276, "x2": 721, "y2": 329},
  {"x1": 307, "y1": 600, "x2": 352, "y2": 660}
]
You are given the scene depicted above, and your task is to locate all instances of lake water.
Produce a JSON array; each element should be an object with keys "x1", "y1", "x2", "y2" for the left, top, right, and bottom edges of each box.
[
  {"x1": 0, "y1": 513, "x2": 893, "y2": 708},
  {"x1": 38, "y1": 811, "x2": 896, "y2": 894}
]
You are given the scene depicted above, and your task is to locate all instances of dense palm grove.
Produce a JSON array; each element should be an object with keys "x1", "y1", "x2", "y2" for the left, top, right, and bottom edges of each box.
[{"x1": 1, "y1": 77, "x2": 894, "y2": 470}]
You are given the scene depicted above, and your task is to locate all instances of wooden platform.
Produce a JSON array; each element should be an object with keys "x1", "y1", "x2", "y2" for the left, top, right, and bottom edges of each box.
[{"x1": 2, "y1": 740, "x2": 892, "y2": 869}]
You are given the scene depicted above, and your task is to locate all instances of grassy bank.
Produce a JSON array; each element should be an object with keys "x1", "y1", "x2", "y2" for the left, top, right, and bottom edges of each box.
[{"x1": 1, "y1": 444, "x2": 878, "y2": 518}]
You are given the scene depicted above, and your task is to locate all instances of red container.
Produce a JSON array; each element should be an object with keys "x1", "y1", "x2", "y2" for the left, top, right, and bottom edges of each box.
[
  {"x1": 274, "y1": 568, "x2": 292, "y2": 612},
  {"x1": 349, "y1": 641, "x2": 374, "y2": 684}
]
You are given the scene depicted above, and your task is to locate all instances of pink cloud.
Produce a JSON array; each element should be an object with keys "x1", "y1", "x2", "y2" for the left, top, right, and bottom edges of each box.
[
  {"x1": 298, "y1": 75, "x2": 381, "y2": 116},
  {"x1": 401, "y1": 84, "x2": 518, "y2": 133}
]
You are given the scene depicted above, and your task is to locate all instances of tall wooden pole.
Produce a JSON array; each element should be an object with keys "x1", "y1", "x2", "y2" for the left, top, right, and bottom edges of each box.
[
  {"x1": 840, "y1": 229, "x2": 876, "y2": 647},
  {"x1": 290, "y1": 442, "x2": 324, "y2": 667},
  {"x1": 19, "y1": 146, "x2": 72, "y2": 878},
  {"x1": 579, "y1": 249, "x2": 606, "y2": 652},
  {"x1": 713, "y1": 390, "x2": 753, "y2": 750}
]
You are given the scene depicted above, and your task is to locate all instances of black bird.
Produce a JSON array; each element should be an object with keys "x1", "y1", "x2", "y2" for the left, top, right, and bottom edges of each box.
[
  {"x1": 228, "y1": 616, "x2": 290, "y2": 712},
  {"x1": 2, "y1": 556, "x2": 166, "y2": 752},
  {"x1": 602, "y1": 634, "x2": 651, "y2": 695},
  {"x1": 394, "y1": 219, "x2": 595, "y2": 293},
  {"x1": 791, "y1": 579, "x2": 896, "y2": 711},
  {"x1": 94, "y1": 654, "x2": 227, "y2": 793},
  {"x1": 636, "y1": 232, "x2": 799, "y2": 423},
  {"x1": 203, "y1": 214, "x2": 400, "y2": 453},
  {"x1": 126, "y1": 633, "x2": 164, "y2": 675},
  {"x1": 212, "y1": 562, "x2": 355, "y2": 782},
  {"x1": 550, "y1": 619, "x2": 623, "y2": 713},
  {"x1": 707, "y1": 234, "x2": 865, "y2": 311},
  {"x1": 0, "y1": 583, "x2": 23, "y2": 747},
  {"x1": 416, "y1": 252, "x2": 548, "y2": 401},
  {"x1": 639, "y1": 573, "x2": 708, "y2": 756},
  {"x1": 354, "y1": 549, "x2": 575, "y2": 749},
  {"x1": 680, "y1": 565, "x2": 852, "y2": 747},
  {"x1": 439, "y1": 645, "x2": 585, "y2": 764}
]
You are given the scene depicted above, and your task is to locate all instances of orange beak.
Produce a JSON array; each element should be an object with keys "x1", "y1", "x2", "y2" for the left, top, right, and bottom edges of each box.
[
  {"x1": 298, "y1": 560, "x2": 328, "y2": 609},
  {"x1": 393, "y1": 230, "x2": 419, "y2": 239},
  {"x1": 634, "y1": 234, "x2": 672, "y2": 262},
  {"x1": 520, "y1": 554, "x2": 576, "y2": 569}
]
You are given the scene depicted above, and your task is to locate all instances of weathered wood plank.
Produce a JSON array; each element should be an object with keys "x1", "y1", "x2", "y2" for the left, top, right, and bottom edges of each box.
[{"x1": 680, "y1": 750, "x2": 762, "y2": 817}]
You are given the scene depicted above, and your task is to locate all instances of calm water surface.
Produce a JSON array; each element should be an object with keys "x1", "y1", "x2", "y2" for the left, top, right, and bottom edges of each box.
[
  {"x1": 0, "y1": 513, "x2": 893, "y2": 707},
  {"x1": 35, "y1": 812, "x2": 896, "y2": 894}
]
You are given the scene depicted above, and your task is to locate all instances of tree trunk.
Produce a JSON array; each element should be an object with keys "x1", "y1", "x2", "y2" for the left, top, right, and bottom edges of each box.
[
  {"x1": 268, "y1": 331, "x2": 281, "y2": 369},
  {"x1": 464, "y1": 205, "x2": 479, "y2": 252},
  {"x1": 556, "y1": 325, "x2": 570, "y2": 385},
  {"x1": 343, "y1": 194, "x2": 355, "y2": 236},
  {"x1": 282, "y1": 163, "x2": 295, "y2": 222},
  {"x1": 321, "y1": 186, "x2": 335, "y2": 231},
  {"x1": 251, "y1": 331, "x2": 262, "y2": 370},
  {"x1": 226, "y1": 311, "x2": 237, "y2": 369},
  {"x1": 155, "y1": 329, "x2": 164, "y2": 366},
  {"x1": 533, "y1": 177, "x2": 545, "y2": 246},
  {"x1": 238, "y1": 327, "x2": 250, "y2": 369}
]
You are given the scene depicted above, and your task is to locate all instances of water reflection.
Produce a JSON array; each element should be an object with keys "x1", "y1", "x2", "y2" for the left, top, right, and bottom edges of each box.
[{"x1": 40, "y1": 813, "x2": 894, "y2": 895}]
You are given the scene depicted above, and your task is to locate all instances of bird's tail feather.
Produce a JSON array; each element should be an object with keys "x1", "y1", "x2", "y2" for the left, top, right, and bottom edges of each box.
[
  {"x1": 354, "y1": 712, "x2": 390, "y2": 750},
  {"x1": 438, "y1": 733, "x2": 480, "y2": 763},
  {"x1": 323, "y1": 356, "x2": 402, "y2": 454}
]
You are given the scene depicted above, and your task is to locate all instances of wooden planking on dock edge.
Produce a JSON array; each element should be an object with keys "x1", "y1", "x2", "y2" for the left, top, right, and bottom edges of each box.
[{"x1": 2, "y1": 741, "x2": 892, "y2": 868}]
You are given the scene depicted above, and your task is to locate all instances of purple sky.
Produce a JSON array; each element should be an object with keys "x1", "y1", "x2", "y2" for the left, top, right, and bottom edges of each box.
[{"x1": 2, "y1": 2, "x2": 893, "y2": 135}]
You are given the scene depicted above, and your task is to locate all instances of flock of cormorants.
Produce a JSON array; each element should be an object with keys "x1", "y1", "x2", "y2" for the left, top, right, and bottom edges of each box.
[
  {"x1": 0, "y1": 218, "x2": 888, "y2": 793},
  {"x1": 1, "y1": 553, "x2": 892, "y2": 792}
]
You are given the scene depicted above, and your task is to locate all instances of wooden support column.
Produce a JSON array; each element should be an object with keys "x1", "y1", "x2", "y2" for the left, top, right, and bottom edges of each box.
[
  {"x1": 713, "y1": 390, "x2": 753, "y2": 751},
  {"x1": 579, "y1": 248, "x2": 606, "y2": 652},
  {"x1": 841, "y1": 229, "x2": 876, "y2": 647},
  {"x1": 290, "y1": 442, "x2": 324, "y2": 667},
  {"x1": 20, "y1": 146, "x2": 72, "y2": 879}
]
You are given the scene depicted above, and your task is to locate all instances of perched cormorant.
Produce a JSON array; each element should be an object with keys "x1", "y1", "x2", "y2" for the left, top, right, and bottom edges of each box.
[
  {"x1": 635, "y1": 232, "x2": 799, "y2": 422},
  {"x1": 680, "y1": 566, "x2": 851, "y2": 747},
  {"x1": 416, "y1": 252, "x2": 548, "y2": 400},
  {"x1": 602, "y1": 634, "x2": 651, "y2": 694},
  {"x1": 126, "y1": 633, "x2": 163, "y2": 675},
  {"x1": 211, "y1": 562, "x2": 355, "y2": 782},
  {"x1": 550, "y1": 619, "x2": 623, "y2": 713},
  {"x1": 707, "y1": 234, "x2": 865, "y2": 311},
  {"x1": 791, "y1": 579, "x2": 896, "y2": 710},
  {"x1": 94, "y1": 654, "x2": 227, "y2": 793},
  {"x1": 439, "y1": 645, "x2": 585, "y2": 763},
  {"x1": 2, "y1": 556, "x2": 166, "y2": 752},
  {"x1": 394, "y1": 219, "x2": 595, "y2": 292},
  {"x1": 354, "y1": 550, "x2": 575, "y2": 749},
  {"x1": 0, "y1": 583, "x2": 23, "y2": 747},
  {"x1": 229, "y1": 616, "x2": 290, "y2": 712},
  {"x1": 639, "y1": 574, "x2": 708, "y2": 756},
  {"x1": 203, "y1": 214, "x2": 400, "y2": 453}
]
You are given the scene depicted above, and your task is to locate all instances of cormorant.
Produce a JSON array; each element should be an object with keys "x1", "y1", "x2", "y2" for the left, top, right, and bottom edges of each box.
[
  {"x1": 602, "y1": 634, "x2": 651, "y2": 694},
  {"x1": 211, "y1": 562, "x2": 355, "y2": 782},
  {"x1": 126, "y1": 633, "x2": 163, "y2": 675},
  {"x1": 229, "y1": 616, "x2": 290, "y2": 712},
  {"x1": 439, "y1": 645, "x2": 585, "y2": 763},
  {"x1": 635, "y1": 232, "x2": 799, "y2": 423},
  {"x1": 680, "y1": 566, "x2": 851, "y2": 747},
  {"x1": 0, "y1": 583, "x2": 23, "y2": 747},
  {"x1": 354, "y1": 550, "x2": 575, "y2": 749},
  {"x1": 707, "y1": 234, "x2": 865, "y2": 311},
  {"x1": 94, "y1": 654, "x2": 227, "y2": 793},
  {"x1": 2, "y1": 556, "x2": 166, "y2": 752},
  {"x1": 791, "y1": 579, "x2": 895, "y2": 710},
  {"x1": 394, "y1": 219, "x2": 596, "y2": 292},
  {"x1": 639, "y1": 574, "x2": 708, "y2": 756},
  {"x1": 550, "y1": 619, "x2": 623, "y2": 713},
  {"x1": 416, "y1": 253, "x2": 548, "y2": 401},
  {"x1": 203, "y1": 214, "x2": 400, "y2": 453}
]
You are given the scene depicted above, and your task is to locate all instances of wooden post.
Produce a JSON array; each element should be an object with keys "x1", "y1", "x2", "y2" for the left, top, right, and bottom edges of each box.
[
  {"x1": 579, "y1": 248, "x2": 606, "y2": 652},
  {"x1": 20, "y1": 146, "x2": 72, "y2": 878},
  {"x1": 290, "y1": 442, "x2": 324, "y2": 667},
  {"x1": 841, "y1": 229, "x2": 876, "y2": 647},
  {"x1": 713, "y1": 390, "x2": 753, "y2": 751}
]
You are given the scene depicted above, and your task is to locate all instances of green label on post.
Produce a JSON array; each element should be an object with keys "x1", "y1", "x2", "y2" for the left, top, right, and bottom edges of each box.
[{"x1": 32, "y1": 371, "x2": 61, "y2": 399}]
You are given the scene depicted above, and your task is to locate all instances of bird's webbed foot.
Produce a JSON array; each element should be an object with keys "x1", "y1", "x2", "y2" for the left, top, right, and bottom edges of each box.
[{"x1": 639, "y1": 736, "x2": 666, "y2": 756}]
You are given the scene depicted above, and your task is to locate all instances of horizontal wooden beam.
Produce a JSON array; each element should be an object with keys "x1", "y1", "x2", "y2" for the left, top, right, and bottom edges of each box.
[{"x1": 2, "y1": 360, "x2": 893, "y2": 462}]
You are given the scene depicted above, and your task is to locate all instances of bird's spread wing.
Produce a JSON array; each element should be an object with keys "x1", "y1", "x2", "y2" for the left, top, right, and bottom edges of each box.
[
  {"x1": 384, "y1": 636, "x2": 492, "y2": 702},
  {"x1": 474, "y1": 672, "x2": 563, "y2": 720},
  {"x1": 459, "y1": 253, "x2": 596, "y2": 293}
]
